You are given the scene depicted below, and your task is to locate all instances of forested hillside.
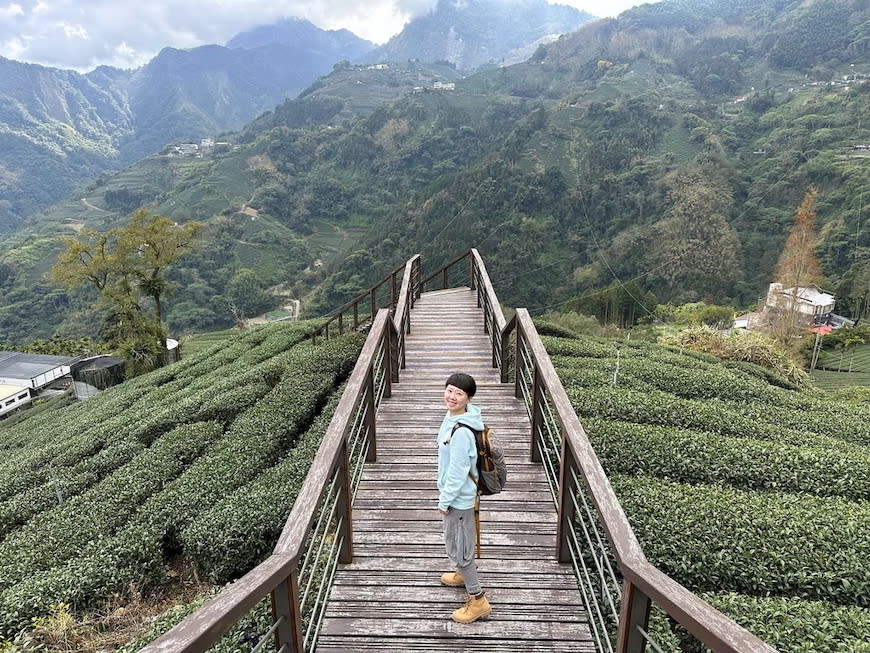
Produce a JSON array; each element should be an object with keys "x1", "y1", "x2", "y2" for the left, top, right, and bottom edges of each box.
[
  {"x1": 0, "y1": 21, "x2": 373, "y2": 230},
  {"x1": 1, "y1": 0, "x2": 868, "y2": 347},
  {"x1": 0, "y1": 320, "x2": 361, "y2": 642}
]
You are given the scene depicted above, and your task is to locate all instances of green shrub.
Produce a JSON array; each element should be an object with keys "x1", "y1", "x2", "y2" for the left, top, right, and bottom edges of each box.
[
  {"x1": 0, "y1": 422, "x2": 222, "y2": 592},
  {"x1": 648, "y1": 592, "x2": 870, "y2": 653},
  {"x1": 611, "y1": 474, "x2": 870, "y2": 606},
  {"x1": 182, "y1": 386, "x2": 345, "y2": 582},
  {"x1": 0, "y1": 439, "x2": 144, "y2": 539},
  {"x1": 585, "y1": 417, "x2": 870, "y2": 501},
  {"x1": 566, "y1": 386, "x2": 839, "y2": 448},
  {"x1": 133, "y1": 337, "x2": 361, "y2": 551},
  {"x1": 723, "y1": 359, "x2": 802, "y2": 390},
  {"x1": 0, "y1": 522, "x2": 164, "y2": 638}
]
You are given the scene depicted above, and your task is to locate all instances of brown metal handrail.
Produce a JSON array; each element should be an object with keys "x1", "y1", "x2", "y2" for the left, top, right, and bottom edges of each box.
[
  {"x1": 311, "y1": 259, "x2": 410, "y2": 343},
  {"x1": 504, "y1": 309, "x2": 777, "y2": 653},
  {"x1": 140, "y1": 310, "x2": 398, "y2": 653},
  {"x1": 391, "y1": 255, "x2": 422, "y2": 371}
]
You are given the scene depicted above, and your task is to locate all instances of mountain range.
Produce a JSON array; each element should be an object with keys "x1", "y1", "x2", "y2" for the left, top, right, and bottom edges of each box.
[
  {"x1": 0, "y1": 0, "x2": 592, "y2": 232},
  {"x1": 1, "y1": 0, "x2": 869, "y2": 348}
]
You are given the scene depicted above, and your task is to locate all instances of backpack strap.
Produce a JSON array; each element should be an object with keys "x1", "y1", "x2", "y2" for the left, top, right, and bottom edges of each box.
[
  {"x1": 450, "y1": 423, "x2": 484, "y2": 557},
  {"x1": 450, "y1": 422, "x2": 482, "y2": 490}
]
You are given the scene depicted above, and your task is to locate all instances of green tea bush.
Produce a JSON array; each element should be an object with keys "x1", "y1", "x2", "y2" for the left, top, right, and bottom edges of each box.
[
  {"x1": 182, "y1": 386, "x2": 344, "y2": 582},
  {"x1": 723, "y1": 360, "x2": 802, "y2": 390},
  {"x1": 0, "y1": 422, "x2": 222, "y2": 592},
  {"x1": 0, "y1": 325, "x2": 359, "y2": 636},
  {"x1": 0, "y1": 439, "x2": 144, "y2": 539},
  {"x1": 566, "y1": 386, "x2": 837, "y2": 448},
  {"x1": 585, "y1": 417, "x2": 870, "y2": 501},
  {"x1": 611, "y1": 474, "x2": 870, "y2": 606},
  {"x1": 0, "y1": 522, "x2": 164, "y2": 638},
  {"x1": 648, "y1": 592, "x2": 870, "y2": 653},
  {"x1": 133, "y1": 337, "x2": 361, "y2": 551}
]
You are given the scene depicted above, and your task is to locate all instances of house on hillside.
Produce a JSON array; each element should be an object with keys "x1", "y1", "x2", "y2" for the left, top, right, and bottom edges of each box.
[
  {"x1": 761, "y1": 283, "x2": 836, "y2": 327},
  {"x1": 0, "y1": 352, "x2": 77, "y2": 417}
]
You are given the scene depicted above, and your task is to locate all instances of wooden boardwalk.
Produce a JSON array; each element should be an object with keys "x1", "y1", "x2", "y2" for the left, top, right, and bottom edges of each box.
[{"x1": 318, "y1": 288, "x2": 594, "y2": 652}]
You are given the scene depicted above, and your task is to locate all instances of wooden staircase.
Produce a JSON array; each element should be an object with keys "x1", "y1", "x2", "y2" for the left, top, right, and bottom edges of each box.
[{"x1": 316, "y1": 288, "x2": 595, "y2": 652}]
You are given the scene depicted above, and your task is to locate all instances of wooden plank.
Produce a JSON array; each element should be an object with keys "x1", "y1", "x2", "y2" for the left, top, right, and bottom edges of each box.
[{"x1": 318, "y1": 617, "x2": 593, "y2": 641}]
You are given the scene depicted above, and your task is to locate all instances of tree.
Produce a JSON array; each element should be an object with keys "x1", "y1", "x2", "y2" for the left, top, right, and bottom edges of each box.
[
  {"x1": 649, "y1": 167, "x2": 741, "y2": 298},
  {"x1": 768, "y1": 187, "x2": 825, "y2": 341},
  {"x1": 774, "y1": 187, "x2": 824, "y2": 289},
  {"x1": 51, "y1": 211, "x2": 202, "y2": 371},
  {"x1": 226, "y1": 269, "x2": 276, "y2": 321},
  {"x1": 119, "y1": 210, "x2": 203, "y2": 326}
]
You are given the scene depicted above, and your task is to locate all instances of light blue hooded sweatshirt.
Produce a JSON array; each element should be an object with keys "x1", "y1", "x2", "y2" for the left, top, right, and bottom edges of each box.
[{"x1": 437, "y1": 403, "x2": 484, "y2": 512}]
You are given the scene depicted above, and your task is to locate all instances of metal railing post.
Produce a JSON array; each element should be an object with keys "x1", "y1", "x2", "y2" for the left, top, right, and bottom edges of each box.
[
  {"x1": 514, "y1": 324, "x2": 524, "y2": 399},
  {"x1": 491, "y1": 323, "x2": 499, "y2": 368},
  {"x1": 386, "y1": 322, "x2": 398, "y2": 388},
  {"x1": 271, "y1": 571, "x2": 303, "y2": 653},
  {"x1": 370, "y1": 291, "x2": 377, "y2": 323},
  {"x1": 617, "y1": 581, "x2": 652, "y2": 653},
  {"x1": 353, "y1": 302, "x2": 359, "y2": 330}
]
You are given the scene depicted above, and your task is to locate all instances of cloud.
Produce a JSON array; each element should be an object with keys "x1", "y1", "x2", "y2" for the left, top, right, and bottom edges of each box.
[
  {"x1": 0, "y1": 0, "x2": 649, "y2": 72},
  {"x1": 0, "y1": 0, "x2": 421, "y2": 70}
]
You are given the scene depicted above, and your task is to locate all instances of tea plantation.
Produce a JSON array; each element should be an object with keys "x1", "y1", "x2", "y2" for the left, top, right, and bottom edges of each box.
[
  {"x1": 545, "y1": 333, "x2": 870, "y2": 652},
  {"x1": 0, "y1": 321, "x2": 362, "y2": 641}
]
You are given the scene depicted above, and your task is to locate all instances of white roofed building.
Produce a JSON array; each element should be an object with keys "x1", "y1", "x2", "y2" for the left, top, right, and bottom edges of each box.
[{"x1": 763, "y1": 283, "x2": 836, "y2": 327}]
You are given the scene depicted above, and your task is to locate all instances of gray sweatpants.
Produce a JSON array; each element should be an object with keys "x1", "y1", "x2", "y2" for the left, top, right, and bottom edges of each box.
[{"x1": 442, "y1": 507, "x2": 481, "y2": 595}]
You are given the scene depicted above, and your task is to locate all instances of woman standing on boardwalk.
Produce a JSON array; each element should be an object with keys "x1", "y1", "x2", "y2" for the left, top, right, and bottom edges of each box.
[{"x1": 437, "y1": 372, "x2": 492, "y2": 623}]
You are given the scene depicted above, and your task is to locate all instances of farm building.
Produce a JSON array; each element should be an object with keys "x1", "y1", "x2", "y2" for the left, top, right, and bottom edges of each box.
[
  {"x1": 762, "y1": 283, "x2": 836, "y2": 327},
  {"x1": 0, "y1": 352, "x2": 77, "y2": 417}
]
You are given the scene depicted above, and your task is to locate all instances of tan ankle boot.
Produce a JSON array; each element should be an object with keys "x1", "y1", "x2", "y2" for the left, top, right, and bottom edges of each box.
[
  {"x1": 451, "y1": 590, "x2": 492, "y2": 623},
  {"x1": 440, "y1": 571, "x2": 465, "y2": 587}
]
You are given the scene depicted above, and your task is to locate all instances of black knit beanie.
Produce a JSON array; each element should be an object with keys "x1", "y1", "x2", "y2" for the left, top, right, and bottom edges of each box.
[{"x1": 445, "y1": 372, "x2": 476, "y2": 398}]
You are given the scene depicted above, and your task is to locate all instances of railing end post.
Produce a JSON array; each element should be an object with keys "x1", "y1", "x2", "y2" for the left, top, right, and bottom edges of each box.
[{"x1": 616, "y1": 581, "x2": 652, "y2": 653}]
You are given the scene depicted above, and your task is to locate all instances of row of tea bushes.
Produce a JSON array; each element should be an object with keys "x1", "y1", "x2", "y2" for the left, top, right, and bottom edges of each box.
[
  {"x1": 182, "y1": 385, "x2": 345, "y2": 583},
  {"x1": 584, "y1": 417, "x2": 870, "y2": 501},
  {"x1": 0, "y1": 323, "x2": 321, "y2": 535},
  {"x1": 611, "y1": 474, "x2": 870, "y2": 607},
  {"x1": 0, "y1": 422, "x2": 223, "y2": 592},
  {"x1": 546, "y1": 332, "x2": 870, "y2": 650},
  {"x1": 565, "y1": 385, "x2": 847, "y2": 449},
  {"x1": 0, "y1": 322, "x2": 358, "y2": 637},
  {"x1": 0, "y1": 343, "x2": 357, "y2": 637},
  {"x1": 135, "y1": 339, "x2": 359, "y2": 553},
  {"x1": 648, "y1": 592, "x2": 870, "y2": 653},
  {"x1": 0, "y1": 438, "x2": 145, "y2": 538}
]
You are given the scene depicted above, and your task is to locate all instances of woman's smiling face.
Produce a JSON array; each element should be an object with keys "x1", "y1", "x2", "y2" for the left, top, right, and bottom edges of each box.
[{"x1": 444, "y1": 384, "x2": 470, "y2": 415}]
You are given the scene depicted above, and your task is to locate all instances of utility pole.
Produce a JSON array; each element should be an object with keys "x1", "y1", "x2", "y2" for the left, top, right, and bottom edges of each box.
[
  {"x1": 810, "y1": 329, "x2": 823, "y2": 372},
  {"x1": 612, "y1": 343, "x2": 621, "y2": 387}
]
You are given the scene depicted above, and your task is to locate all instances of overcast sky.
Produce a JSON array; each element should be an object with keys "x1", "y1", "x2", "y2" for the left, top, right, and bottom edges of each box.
[{"x1": 0, "y1": 0, "x2": 653, "y2": 72}]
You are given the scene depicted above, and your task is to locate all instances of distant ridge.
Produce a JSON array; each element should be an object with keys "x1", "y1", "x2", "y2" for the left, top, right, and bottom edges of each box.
[{"x1": 366, "y1": 0, "x2": 596, "y2": 71}]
